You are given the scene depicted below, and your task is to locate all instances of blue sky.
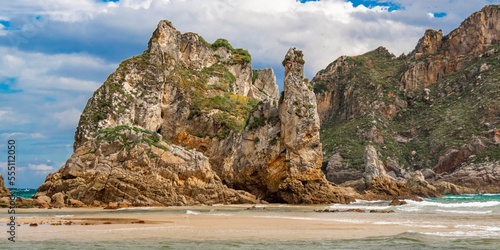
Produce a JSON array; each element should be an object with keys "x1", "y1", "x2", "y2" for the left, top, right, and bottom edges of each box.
[{"x1": 0, "y1": 0, "x2": 498, "y2": 188}]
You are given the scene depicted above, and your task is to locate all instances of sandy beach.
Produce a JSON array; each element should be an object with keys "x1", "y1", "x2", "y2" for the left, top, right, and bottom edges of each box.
[{"x1": 2, "y1": 202, "x2": 499, "y2": 243}]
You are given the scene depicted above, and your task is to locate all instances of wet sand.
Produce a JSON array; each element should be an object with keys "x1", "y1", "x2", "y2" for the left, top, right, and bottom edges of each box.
[{"x1": 2, "y1": 204, "x2": 497, "y2": 242}]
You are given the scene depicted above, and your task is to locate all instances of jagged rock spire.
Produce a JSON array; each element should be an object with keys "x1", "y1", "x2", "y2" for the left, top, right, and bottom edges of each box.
[{"x1": 279, "y1": 47, "x2": 323, "y2": 178}]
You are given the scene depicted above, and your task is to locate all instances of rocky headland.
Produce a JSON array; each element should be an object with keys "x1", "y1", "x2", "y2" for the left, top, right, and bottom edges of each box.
[
  {"x1": 315, "y1": 5, "x2": 499, "y2": 194},
  {"x1": 27, "y1": 4, "x2": 500, "y2": 208},
  {"x1": 33, "y1": 21, "x2": 354, "y2": 208}
]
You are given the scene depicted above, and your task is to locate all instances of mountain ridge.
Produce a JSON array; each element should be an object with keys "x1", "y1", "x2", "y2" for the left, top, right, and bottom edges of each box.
[{"x1": 314, "y1": 4, "x2": 500, "y2": 192}]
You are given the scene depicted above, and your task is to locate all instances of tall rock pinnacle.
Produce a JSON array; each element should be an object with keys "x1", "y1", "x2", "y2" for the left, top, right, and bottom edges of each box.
[{"x1": 280, "y1": 48, "x2": 323, "y2": 178}]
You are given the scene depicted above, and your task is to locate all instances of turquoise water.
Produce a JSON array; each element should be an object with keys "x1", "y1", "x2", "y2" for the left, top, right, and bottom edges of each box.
[
  {"x1": 427, "y1": 194, "x2": 500, "y2": 203},
  {"x1": 9, "y1": 188, "x2": 36, "y2": 199}
]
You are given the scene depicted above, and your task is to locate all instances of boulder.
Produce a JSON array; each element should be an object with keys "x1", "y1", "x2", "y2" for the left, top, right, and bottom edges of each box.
[
  {"x1": 33, "y1": 195, "x2": 51, "y2": 207},
  {"x1": 51, "y1": 192, "x2": 65, "y2": 207}
]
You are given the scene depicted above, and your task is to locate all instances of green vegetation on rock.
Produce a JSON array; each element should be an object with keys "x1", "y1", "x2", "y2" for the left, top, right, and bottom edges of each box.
[
  {"x1": 87, "y1": 125, "x2": 170, "y2": 154},
  {"x1": 318, "y1": 44, "x2": 500, "y2": 172},
  {"x1": 209, "y1": 38, "x2": 251, "y2": 64}
]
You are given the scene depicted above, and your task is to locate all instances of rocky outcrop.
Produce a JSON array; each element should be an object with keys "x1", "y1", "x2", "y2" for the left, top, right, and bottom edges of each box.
[
  {"x1": 280, "y1": 48, "x2": 322, "y2": 178},
  {"x1": 315, "y1": 4, "x2": 500, "y2": 192},
  {"x1": 430, "y1": 181, "x2": 475, "y2": 195},
  {"x1": 266, "y1": 48, "x2": 353, "y2": 204},
  {"x1": 74, "y1": 20, "x2": 279, "y2": 151},
  {"x1": 363, "y1": 145, "x2": 387, "y2": 184},
  {"x1": 341, "y1": 146, "x2": 442, "y2": 200},
  {"x1": 248, "y1": 68, "x2": 280, "y2": 103},
  {"x1": 402, "y1": 5, "x2": 500, "y2": 90},
  {"x1": 415, "y1": 29, "x2": 444, "y2": 55},
  {"x1": 36, "y1": 127, "x2": 256, "y2": 206},
  {"x1": 312, "y1": 47, "x2": 399, "y2": 122},
  {"x1": 361, "y1": 173, "x2": 442, "y2": 201},
  {"x1": 434, "y1": 136, "x2": 487, "y2": 174},
  {"x1": 37, "y1": 21, "x2": 355, "y2": 206},
  {"x1": 324, "y1": 153, "x2": 363, "y2": 184},
  {"x1": 0, "y1": 174, "x2": 10, "y2": 197},
  {"x1": 436, "y1": 161, "x2": 500, "y2": 193}
]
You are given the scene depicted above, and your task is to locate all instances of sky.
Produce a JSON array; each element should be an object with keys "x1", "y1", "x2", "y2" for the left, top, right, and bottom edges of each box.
[{"x1": 0, "y1": 0, "x2": 498, "y2": 188}]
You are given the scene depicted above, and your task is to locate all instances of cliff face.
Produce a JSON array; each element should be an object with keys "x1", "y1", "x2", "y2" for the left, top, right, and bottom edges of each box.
[
  {"x1": 314, "y1": 5, "x2": 500, "y2": 191},
  {"x1": 36, "y1": 22, "x2": 352, "y2": 206},
  {"x1": 402, "y1": 5, "x2": 500, "y2": 90}
]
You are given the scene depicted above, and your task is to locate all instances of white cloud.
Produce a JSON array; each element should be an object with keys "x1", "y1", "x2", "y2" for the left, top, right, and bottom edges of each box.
[
  {"x1": 0, "y1": 132, "x2": 46, "y2": 140},
  {"x1": 121, "y1": 0, "x2": 154, "y2": 10},
  {"x1": 28, "y1": 163, "x2": 54, "y2": 171},
  {"x1": 0, "y1": 162, "x2": 25, "y2": 172},
  {"x1": 0, "y1": 47, "x2": 114, "y2": 92},
  {"x1": 53, "y1": 108, "x2": 82, "y2": 129},
  {"x1": 0, "y1": 132, "x2": 26, "y2": 139},
  {"x1": 30, "y1": 133, "x2": 46, "y2": 139},
  {"x1": 3, "y1": 0, "x2": 494, "y2": 77},
  {"x1": 0, "y1": 162, "x2": 7, "y2": 171}
]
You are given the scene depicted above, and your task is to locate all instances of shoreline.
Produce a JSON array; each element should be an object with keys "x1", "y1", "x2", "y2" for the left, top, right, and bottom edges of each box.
[{"x1": 2, "y1": 201, "x2": 500, "y2": 242}]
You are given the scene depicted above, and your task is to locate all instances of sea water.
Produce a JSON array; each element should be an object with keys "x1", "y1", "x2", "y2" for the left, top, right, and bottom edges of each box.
[
  {"x1": 9, "y1": 188, "x2": 37, "y2": 199},
  {"x1": 2, "y1": 194, "x2": 500, "y2": 249}
]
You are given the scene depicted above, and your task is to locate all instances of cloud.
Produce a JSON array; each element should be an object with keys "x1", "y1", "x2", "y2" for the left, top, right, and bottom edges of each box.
[
  {"x1": 30, "y1": 133, "x2": 46, "y2": 139},
  {"x1": 28, "y1": 163, "x2": 54, "y2": 171},
  {"x1": 0, "y1": 132, "x2": 46, "y2": 140},
  {"x1": 0, "y1": 47, "x2": 115, "y2": 92},
  {"x1": 0, "y1": 162, "x2": 25, "y2": 172},
  {"x1": 0, "y1": 162, "x2": 7, "y2": 171},
  {"x1": 53, "y1": 108, "x2": 82, "y2": 130}
]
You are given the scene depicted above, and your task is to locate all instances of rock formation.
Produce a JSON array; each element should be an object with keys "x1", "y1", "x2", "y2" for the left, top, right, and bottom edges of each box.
[
  {"x1": 363, "y1": 145, "x2": 387, "y2": 184},
  {"x1": 36, "y1": 22, "x2": 353, "y2": 207},
  {"x1": 435, "y1": 161, "x2": 500, "y2": 193},
  {"x1": 315, "y1": 4, "x2": 500, "y2": 191},
  {"x1": 341, "y1": 145, "x2": 442, "y2": 200},
  {"x1": 0, "y1": 174, "x2": 10, "y2": 197},
  {"x1": 402, "y1": 5, "x2": 500, "y2": 90},
  {"x1": 35, "y1": 5, "x2": 500, "y2": 207},
  {"x1": 36, "y1": 127, "x2": 257, "y2": 206}
]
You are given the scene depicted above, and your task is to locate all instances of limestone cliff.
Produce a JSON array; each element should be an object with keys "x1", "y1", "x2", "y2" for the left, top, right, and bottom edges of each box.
[
  {"x1": 402, "y1": 5, "x2": 500, "y2": 90},
  {"x1": 315, "y1": 4, "x2": 500, "y2": 192},
  {"x1": 36, "y1": 22, "x2": 352, "y2": 206}
]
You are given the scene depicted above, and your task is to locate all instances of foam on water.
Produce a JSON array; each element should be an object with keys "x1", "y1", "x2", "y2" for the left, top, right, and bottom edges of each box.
[
  {"x1": 455, "y1": 224, "x2": 500, "y2": 231},
  {"x1": 329, "y1": 199, "x2": 393, "y2": 211},
  {"x1": 405, "y1": 199, "x2": 500, "y2": 208},
  {"x1": 185, "y1": 210, "x2": 200, "y2": 215},
  {"x1": 420, "y1": 230, "x2": 500, "y2": 238},
  {"x1": 435, "y1": 209, "x2": 492, "y2": 214}
]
